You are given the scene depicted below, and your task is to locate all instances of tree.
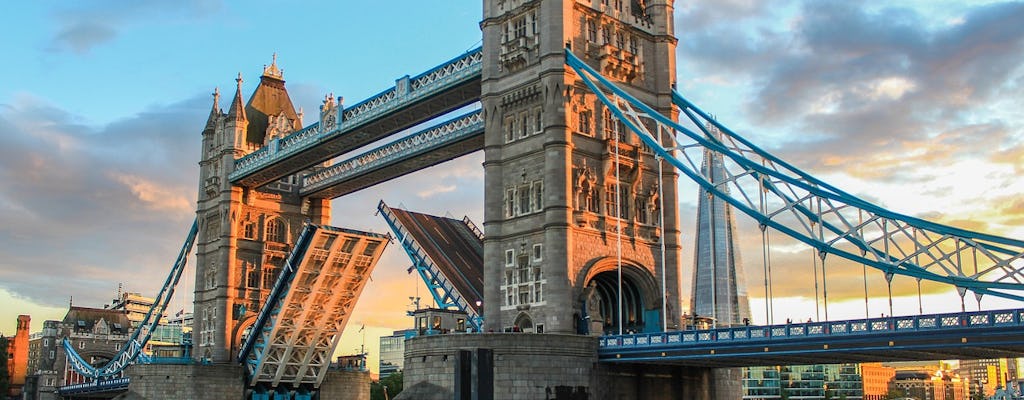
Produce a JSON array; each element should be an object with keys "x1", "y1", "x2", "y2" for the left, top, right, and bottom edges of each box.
[
  {"x1": 0, "y1": 336, "x2": 9, "y2": 398},
  {"x1": 370, "y1": 372, "x2": 403, "y2": 400}
]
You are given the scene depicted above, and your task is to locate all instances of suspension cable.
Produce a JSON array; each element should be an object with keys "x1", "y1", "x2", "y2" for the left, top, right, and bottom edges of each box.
[
  {"x1": 759, "y1": 171, "x2": 773, "y2": 325},
  {"x1": 707, "y1": 162, "x2": 718, "y2": 328},
  {"x1": 812, "y1": 247, "x2": 820, "y2": 322},
  {"x1": 657, "y1": 152, "x2": 668, "y2": 331},
  {"x1": 817, "y1": 197, "x2": 829, "y2": 322},
  {"x1": 614, "y1": 106, "x2": 624, "y2": 336}
]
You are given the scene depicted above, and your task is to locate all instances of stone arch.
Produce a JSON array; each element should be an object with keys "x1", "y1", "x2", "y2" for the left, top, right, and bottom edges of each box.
[
  {"x1": 231, "y1": 314, "x2": 258, "y2": 357},
  {"x1": 577, "y1": 257, "x2": 660, "y2": 335},
  {"x1": 513, "y1": 312, "x2": 534, "y2": 333}
]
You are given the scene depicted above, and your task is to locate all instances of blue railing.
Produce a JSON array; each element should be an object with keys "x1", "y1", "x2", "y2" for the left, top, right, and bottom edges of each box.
[
  {"x1": 300, "y1": 110, "x2": 482, "y2": 194},
  {"x1": 230, "y1": 47, "x2": 482, "y2": 182},
  {"x1": 58, "y1": 377, "x2": 130, "y2": 395},
  {"x1": 600, "y1": 308, "x2": 1024, "y2": 349}
]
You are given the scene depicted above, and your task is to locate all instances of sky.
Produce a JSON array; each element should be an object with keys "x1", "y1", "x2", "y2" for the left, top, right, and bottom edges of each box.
[{"x1": 1, "y1": 0, "x2": 1023, "y2": 374}]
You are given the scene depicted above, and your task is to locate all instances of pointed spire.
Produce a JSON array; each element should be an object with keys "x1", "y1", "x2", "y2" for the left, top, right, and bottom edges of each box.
[
  {"x1": 203, "y1": 87, "x2": 221, "y2": 134},
  {"x1": 227, "y1": 72, "x2": 247, "y2": 121}
]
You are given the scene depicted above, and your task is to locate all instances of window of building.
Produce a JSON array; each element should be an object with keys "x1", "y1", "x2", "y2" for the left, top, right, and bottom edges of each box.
[
  {"x1": 518, "y1": 185, "x2": 531, "y2": 215},
  {"x1": 602, "y1": 26, "x2": 611, "y2": 45},
  {"x1": 578, "y1": 110, "x2": 592, "y2": 136},
  {"x1": 262, "y1": 267, "x2": 276, "y2": 289},
  {"x1": 505, "y1": 188, "x2": 516, "y2": 218},
  {"x1": 513, "y1": 16, "x2": 527, "y2": 39},
  {"x1": 43, "y1": 338, "x2": 49, "y2": 346},
  {"x1": 532, "y1": 244, "x2": 543, "y2": 262},
  {"x1": 530, "y1": 11, "x2": 537, "y2": 36},
  {"x1": 243, "y1": 222, "x2": 256, "y2": 239},
  {"x1": 49, "y1": 351, "x2": 54, "y2": 359},
  {"x1": 505, "y1": 249, "x2": 515, "y2": 267},
  {"x1": 265, "y1": 218, "x2": 285, "y2": 243},
  {"x1": 207, "y1": 265, "x2": 217, "y2": 289},
  {"x1": 616, "y1": 31, "x2": 625, "y2": 49},
  {"x1": 504, "y1": 116, "x2": 515, "y2": 143},
  {"x1": 246, "y1": 264, "x2": 259, "y2": 288},
  {"x1": 520, "y1": 114, "x2": 529, "y2": 138},
  {"x1": 363, "y1": 241, "x2": 380, "y2": 256},
  {"x1": 79, "y1": 341, "x2": 85, "y2": 350},
  {"x1": 587, "y1": 20, "x2": 597, "y2": 42},
  {"x1": 605, "y1": 184, "x2": 629, "y2": 218},
  {"x1": 532, "y1": 181, "x2": 543, "y2": 212},
  {"x1": 341, "y1": 238, "x2": 358, "y2": 253},
  {"x1": 534, "y1": 109, "x2": 543, "y2": 133},
  {"x1": 629, "y1": 36, "x2": 638, "y2": 54}
]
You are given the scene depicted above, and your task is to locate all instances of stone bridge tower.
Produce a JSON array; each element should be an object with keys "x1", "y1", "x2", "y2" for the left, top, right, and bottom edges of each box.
[
  {"x1": 193, "y1": 59, "x2": 331, "y2": 363},
  {"x1": 480, "y1": 0, "x2": 681, "y2": 335}
]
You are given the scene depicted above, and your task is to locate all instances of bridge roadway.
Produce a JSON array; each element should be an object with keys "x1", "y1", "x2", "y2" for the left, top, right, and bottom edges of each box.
[
  {"x1": 599, "y1": 308, "x2": 1024, "y2": 367},
  {"x1": 230, "y1": 48, "x2": 482, "y2": 188}
]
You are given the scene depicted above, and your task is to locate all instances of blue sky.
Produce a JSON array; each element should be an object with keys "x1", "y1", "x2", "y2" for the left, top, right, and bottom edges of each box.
[{"x1": 2, "y1": 0, "x2": 1023, "y2": 372}]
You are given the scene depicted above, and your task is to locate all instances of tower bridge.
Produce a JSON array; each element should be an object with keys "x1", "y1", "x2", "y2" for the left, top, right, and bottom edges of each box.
[{"x1": 45, "y1": 0, "x2": 1024, "y2": 399}]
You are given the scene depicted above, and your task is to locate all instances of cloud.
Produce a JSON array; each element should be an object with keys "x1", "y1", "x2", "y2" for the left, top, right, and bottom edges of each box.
[
  {"x1": 0, "y1": 93, "x2": 205, "y2": 308},
  {"x1": 50, "y1": 21, "x2": 117, "y2": 54},
  {"x1": 46, "y1": 1, "x2": 223, "y2": 55}
]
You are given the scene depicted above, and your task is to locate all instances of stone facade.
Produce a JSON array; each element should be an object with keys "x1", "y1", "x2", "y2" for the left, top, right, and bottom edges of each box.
[
  {"x1": 398, "y1": 333, "x2": 597, "y2": 399},
  {"x1": 400, "y1": 333, "x2": 730, "y2": 400},
  {"x1": 193, "y1": 58, "x2": 331, "y2": 363},
  {"x1": 123, "y1": 364, "x2": 244, "y2": 399},
  {"x1": 480, "y1": 0, "x2": 682, "y2": 336}
]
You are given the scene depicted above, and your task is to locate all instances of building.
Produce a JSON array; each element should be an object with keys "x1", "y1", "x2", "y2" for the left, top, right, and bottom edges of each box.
[
  {"x1": 379, "y1": 330, "x2": 414, "y2": 378},
  {"x1": 861, "y1": 363, "x2": 896, "y2": 400},
  {"x1": 5, "y1": 315, "x2": 30, "y2": 398},
  {"x1": 890, "y1": 369, "x2": 967, "y2": 400},
  {"x1": 22, "y1": 307, "x2": 132, "y2": 400},
  {"x1": 743, "y1": 364, "x2": 864, "y2": 400},
  {"x1": 479, "y1": 0, "x2": 682, "y2": 336},
  {"x1": 958, "y1": 358, "x2": 1015, "y2": 398},
  {"x1": 690, "y1": 124, "x2": 751, "y2": 327},
  {"x1": 109, "y1": 291, "x2": 167, "y2": 327}
]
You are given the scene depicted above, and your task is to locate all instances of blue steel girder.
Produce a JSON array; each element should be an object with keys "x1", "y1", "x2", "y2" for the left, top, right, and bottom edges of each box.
[
  {"x1": 230, "y1": 48, "x2": 483, "y2": 188},
  {"x1": 300, "y1": 110, "x2": 484, "y2": 199},
  {"x1": 377, "y1": 201, "x2": 484, "y2": 331},
  {"x1": 564, "y1": 49, "x2": 1024, "y2": 302},
  {"x1": 600, "y1": 308, "x2": 1024, "y2": 367},
  {"x1": 63, "y1": 219, "x2": 198, "y2": 379}
]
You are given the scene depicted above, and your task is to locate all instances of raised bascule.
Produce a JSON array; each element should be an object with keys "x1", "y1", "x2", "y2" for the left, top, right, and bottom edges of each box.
[{"x1": 50, "y1": 1, "x2": 1024, "y2": 399}]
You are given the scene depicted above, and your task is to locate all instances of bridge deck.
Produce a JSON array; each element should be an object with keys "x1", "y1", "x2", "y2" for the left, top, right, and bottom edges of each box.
[
  {"x1": 300, "y1": 110, "x2": 483, "y2": 199},
  {"x1": 241, "y1": 224, "x2": 389, "y2": 388},
  {"x1": 231, "y1": 48, "x2": 482, "y2": 188},
  {"x1": 600, "y1": 309, "x2": 1024, "y2": 367},
  {"x1": 386, "y1": 206, "x2": 484, "y2": 314}
]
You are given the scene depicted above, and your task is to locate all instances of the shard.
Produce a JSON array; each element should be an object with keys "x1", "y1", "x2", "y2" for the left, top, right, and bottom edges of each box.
[{"x1": 689, "y1": 125, "x2": 751, "y2": 327}]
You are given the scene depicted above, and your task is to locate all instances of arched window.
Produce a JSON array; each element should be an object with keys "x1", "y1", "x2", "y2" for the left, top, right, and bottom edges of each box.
[{"x1": 265, "y1": 218, "x2": 285, "y2": 243}]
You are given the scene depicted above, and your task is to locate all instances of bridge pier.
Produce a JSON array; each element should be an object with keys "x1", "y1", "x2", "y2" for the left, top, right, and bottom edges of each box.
[
  {"x1": 119, "y1": 364, "x2": 369, "y2": 400},
  {"x1": 398, "y1": 333, "x2": 733, "y2": 400}
]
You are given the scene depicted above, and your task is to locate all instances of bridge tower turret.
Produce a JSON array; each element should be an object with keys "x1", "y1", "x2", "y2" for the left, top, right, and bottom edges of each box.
[
  {"x1": 480, "y1": 0, "x2": 681, "y2": 335},
  {"x1": 193, "y1": 58, "x2": 331, "y2": 363}
]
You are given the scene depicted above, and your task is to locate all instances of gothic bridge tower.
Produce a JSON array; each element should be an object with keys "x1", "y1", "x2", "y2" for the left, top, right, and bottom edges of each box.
[
  {"x1": 193, "y1": 58, "x2": 331, "y2": 363},
  {"x1": 480, "y1": 0, "x2": 681, "y2": 335}
]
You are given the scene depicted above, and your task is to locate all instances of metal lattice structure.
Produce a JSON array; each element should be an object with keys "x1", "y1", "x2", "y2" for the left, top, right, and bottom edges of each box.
[
  {"x1": 565, "y1": 49, "x2": 1024, "y2": 302},
  {"x1": 300, "y1": 110, "x2": 483, "y2": 198},
  {"x1": 63, "y1": 219, "x2": 198, "y2": 378},
  {"x1": 239, "y1": 223, "x2": 389, "y2": 389}
]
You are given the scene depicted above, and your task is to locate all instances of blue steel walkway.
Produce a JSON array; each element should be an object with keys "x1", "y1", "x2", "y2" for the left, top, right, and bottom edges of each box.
[{"x1": 599, "y1": 308, "x2": 1024, "y2": 367}]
